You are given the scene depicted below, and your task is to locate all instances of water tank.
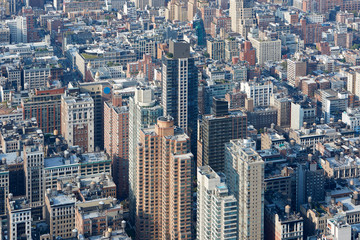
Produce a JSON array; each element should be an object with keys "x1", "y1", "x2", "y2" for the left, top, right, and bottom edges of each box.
[
  {"x1": 99, "y1": 201, "x2": 104, "y2": 210},
  {"x1": 285, "y1": 205, "x2": 290, "y2": 215}
]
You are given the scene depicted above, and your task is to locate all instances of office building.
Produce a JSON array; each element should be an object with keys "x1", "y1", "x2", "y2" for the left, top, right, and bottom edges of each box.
[
  {"x1": 0, "y1": 165, "x2": 9, "y2": 216},
  {"x1": 225, "y1": 139, "x2": 265, "y2": 240},
  {"x1": 241, "y1": 81, "x2": 273, "y2": 107},
  {"x1": 24, "y1": 143, "x2": 45, "y2": 208},
  {"x1": 6, "y1": 16, "x2": 27, "y2": 43},
  {"x1": 23, "y1": 66, "x2": 51, "y2": 90},
  {"x1": 61, "y1": 92, "x2": 94, "y2": 152},
  {"x1": 44, "y1": 190, "x2": 76, "y2": 240},
  {"x1": 265, "y1": 204, "x2": 304, "y2": 240},
  {"x1": 229, "y1": 0, "x2": 255, "y2": 38},
  {"x1": 197, "y1": 166, "x2": 238, "y2": 240},
  {"x1": 22, "y1": 88, "x2": 65, "y2": 134},
  {"x1": 198, "y1": 98, "x2": 247, "y2": 172},
  {"x1": 249, "y1": 36, "x2": 282, "y2": 65},
  {"x1": 135, "y1": 116, "x2": 193, "y2": 240},
  {"x1": 161, "y1": 40, "x2": 198, "y2": 155},
  {"x1": 239, "y1": 41, "x2": 256, "y2": 66},
  {"x1": 270, "y1": 93, "x2": 291, "y2": 127},
  {"x1": 290, "y1": 102, "x2": 316, "y2": 130},
  {"x1": 0, "y1": 119, "x2": 44, "y2": 154},
  {"x1": 295, "y1": 162, "x2": 325, "y2": 211},
  {"x1": 75, "y1": 198, "x2": 124, "y2": 237},
  {"x1": 206, "y1": 38, "x2": 225, "y2": 61},
  {"x1": 78, "y1": 81, "x2": 112, "y2": 150},
  {"x1": 44, "y1": 151, "x2": 112, "y2": 190},
  {"x1": 6, "y1": 196, "x2": 32, "y2": 240},
  {"x1": 193, "y1": 13, "x2": 206, "y2": 46}
]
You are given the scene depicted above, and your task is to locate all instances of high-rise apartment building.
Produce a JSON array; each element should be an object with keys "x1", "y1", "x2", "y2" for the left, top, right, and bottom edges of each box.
[
  {"x1": 128, "y1": 86, "x2": 163, "y2": 223},
  {"x1": 197, "y1": 166, "x2": 238, "y2": 240},
  {"x1": 229, "y1": 0, "x2": 255, "y2": 38},
  {"x1": 135, "y1": 116, "x2": 193, "y2": 240},
  {"x1": 225, "y1": 139, "x2": 265, "y2": 240},
  {"x1": 61, "y1": 92, "x2": 95, "y2": 152},
  {"x1": 198, "y1": 98, "x2": 247, "y2": 172},
  {"x1": 162, "y1": 40, "x2": 198, "y2": 154},
  {"x1": 104, "y1": 96, "x2": 129, "y2": 200}
]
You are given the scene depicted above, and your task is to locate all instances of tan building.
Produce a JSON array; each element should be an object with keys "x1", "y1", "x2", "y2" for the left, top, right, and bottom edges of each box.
[
  {"x1": 44, "y1": 190, "x2": 76, "y2": 239},
  {"x1": 207, "y1": 38, "x2": 225, "y2": 61},
  {"x1": 135, "y1": 116, "x2": 193, "y2": 240}
]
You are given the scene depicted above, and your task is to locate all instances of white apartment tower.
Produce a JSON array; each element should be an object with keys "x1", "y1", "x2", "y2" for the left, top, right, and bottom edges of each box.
[
  {"x1": 61, "y1": 92, "x2": 94, "y2": 153},
  {"x1": 197, "y1": 166, "x2": 238, "y2": 240},
  {"x1": 225, "y1": 139, "x2": 265, "y2": 240},
  {"x1": 229, "y1": 0, "x2": 255, "y2": 39}
]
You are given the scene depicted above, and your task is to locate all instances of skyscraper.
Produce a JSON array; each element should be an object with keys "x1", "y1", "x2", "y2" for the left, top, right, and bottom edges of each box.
[
  {"x1": 162, "y1": 40, "x2": 198, "y2": 155},
  {"x1": 128, "y1": 87, "x2": 163, "y2": 224},
  {"x1": 135, "y1": 116, "x2": 193, "y2": 240},
  {"x1": 225, "y1": 139, "x2": 265, "y2": 240},
  {"x1": 229, "y1": 0, "x2": 256, "y2": 39},
  {"x1": 197, "y1": 166, "x2": 238, "y2": 240}
]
